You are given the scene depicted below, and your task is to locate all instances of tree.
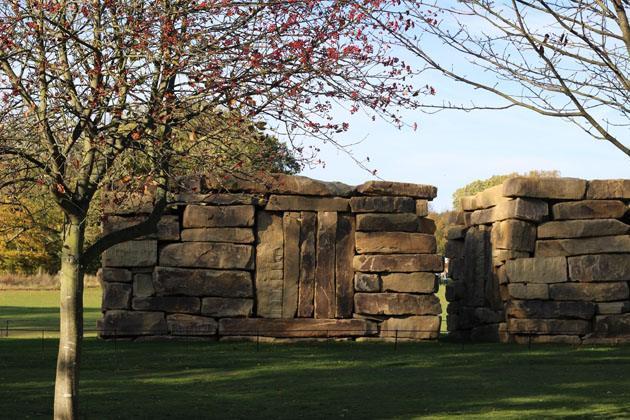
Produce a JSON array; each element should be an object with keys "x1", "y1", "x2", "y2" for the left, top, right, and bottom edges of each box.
[
  {"x1": 0, "y1": 1, "x2": 427, "y2": 418},
  {"x1": 375, "y1": 1, "x2": 630, "y2": 158}
]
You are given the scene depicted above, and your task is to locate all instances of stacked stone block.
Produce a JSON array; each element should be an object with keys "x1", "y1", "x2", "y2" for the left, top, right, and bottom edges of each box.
[
  {"x1": 98, "y1": 174, "x2": 442, "y2": 341},
  {"x1": 445, "y1": 178, "x2": 630, "y2": 344}
]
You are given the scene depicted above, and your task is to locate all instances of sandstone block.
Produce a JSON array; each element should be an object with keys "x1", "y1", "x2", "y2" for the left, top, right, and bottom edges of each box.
[
  {"x1": 502, "y1": 177, "x2": 586, "y2": 199},
  {"x1": 505, "y1": 300, "x2": 595, "y2": 320},
  {"x1": 102, "y1": 267, "x2": 132, "y2": 283},
  {"x1": 132, "y1": 297, "x2": 200, "y2": 313},
  {"x1": 315, "y1": 212, "x2": 337, "y2": 319},
  {"x1": 180, "y1": 227, "x2": 255, "y2": 243},
  {"x1": 99, "y1": 310, "x2": 166, "y2": 336},
  {"x1": 356, "y1": 181, "x2": 437, "y2": 199},
  {"x1": 507, "y1": 318, "x2": 591, "y2": 335},
  {"x1": 446, "y1": 314, "x2": 459, "y2": 331},
  {"x1": 353, "y1": 254, "x2": 444, "y2": 273},
  {"x1": 586, "y1": 179, "x2": 630, "y2": 199},
  {"x1": 416, "y1": 200, "x2": 429, "y2": 217},
  {"x1": 514, "y1": 334, "x2": 582, "y2": 345},
  {"x1": 593, "y1": 314, "x2": 630, "y2": 336},
  {"x1": 507, "y1": 283, "x2": 549, "y2": 300},
  {"x1": 448, "y1": 257, "x2": 465, "y2": 281},
  {"x1": 201, "y1": 298, "x2": 253, "y2": 318},
  {"x1": 103, "y1": 240, "x2": 157, "y2": 267},
  {"x1": 535, "y1": 236, "x2": 630, "y2": 257},
  {"x1": 462, "y1": 185, "x2": 511, "y2": 211},
  {"x1": 355, "y1": 231, "x2": 436, "y2": 254},
  {"x1": 183, "y1": 205, "x2": 255, "y2": 228},
  {"x1": 445, "y1": 280, "x2": 465, "y2": 302},
  {"x1": 167, "y1": 314, "x2": 218, "y2": 336},
  {"x1": 538, "y1": 219, "x2": 630, "y2": 239},
  {"x1": 470, "y1": 324, "x2": 504, "y2": 342},
  {"x1": 349, "y1": 196, "x2": 415, "y2": 213},
  {"x1": 354, "y1": 273, "x2": 380, "y2": 292},
  {"x1": 255, "y1": 211, "x2": 283, "y2": 318},
  {"x1": 265, "y1": 195, "x2": 349, "y2": 212},
  {"x1": 102, "y1": 283, "x2": 132, "y2": 310},
  {"x1": 133, "y1": 273, "x2": 154, "y2": 297},
  {"x1": 335, "y1": 214, "x2": 355, "y2": 319},
  {"x1": 380, "y1": 316, "x2": 441, "y2": 339},
  {"x1": 459, "y1": 196, "x2": 479, "y2": 211},
  {"x1": 492, "y1": 250, "x2": 530, "y2": 266},
  {"x1": 446, "y1": 226, "x2": 467, "y2": 240},
  {"x1": 549, "y1": 282, "x2": 630, "y2": 302},
  {"x1": 356, "y1": 213, "x2": 418, "y2": 232},
  {"x1": 417, "y1": 218, "x2": 437, "y2": 234},
  {"x1": 354, "y1": 293, "x2": 441, "y2": 315},
  {"x1": 444, "y1": 241, "x2": 464, "y2": 259},
  {"x1": 160, "y1": 242, "x2": 254, "y2": 270},
  {"x1": 491, "y1": 219, "x2": 536, "y2": 252},
  {"x1": 219, "y1": 318, "x2": 377, "y2": 337},
  {"x1": 381, "y1": 272, "x2": 438, "y2": 294},
  {"x1": 505, "y1": 256, "x2": 567, "y2": 283},
  {"x1": 470, "y1": 198, "x2": 548, "y2": 225},
  {"x1": 297, "y1": 212, "x2": 317, "y2": 318},
  {"x1": 569, "y1": 254, "x2": 630, "y2": 282},
  {"x1": 172, "y1": 192, "x2": 266, "y2": 206},
  {"x1": 153, "y1": 266, "x2": 252, "y2": 297},
  {"x1": 597, "y1": 302, "x2": 630, "y2": 315},
  {"x1": 551, "y1": 200, "x2": 627, "y2": 220},
  {"x1": 102, "y1": 215, "x2": 180, "y2": 240},
  {"x1": 283, "y1": 213, "x2": 301, "y2": 318},
  {"x1": 474, "y1": 308, "x2": 504, "y2": 324},
  {"x1": 203, "y1": 173, "x2": 355, "y2": 197}
]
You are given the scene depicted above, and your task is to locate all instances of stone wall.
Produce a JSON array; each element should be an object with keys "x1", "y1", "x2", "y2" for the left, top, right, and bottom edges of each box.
[
  {"x1": 445, "y1": 178, "x2": 630, "y2": 344},
  {"x1": 97, "y1": 173, "x2": 443, "y2": 341}
]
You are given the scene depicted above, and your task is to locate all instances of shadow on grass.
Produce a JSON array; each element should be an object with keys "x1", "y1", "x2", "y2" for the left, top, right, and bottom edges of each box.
[{"x1": 2, "y1": 339, "x2": 630, "y2": 419}]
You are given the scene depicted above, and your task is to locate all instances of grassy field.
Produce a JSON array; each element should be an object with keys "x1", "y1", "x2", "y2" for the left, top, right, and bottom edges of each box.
[{"x1": 3, "y1": 287, "x2": 630, "y2": 419}]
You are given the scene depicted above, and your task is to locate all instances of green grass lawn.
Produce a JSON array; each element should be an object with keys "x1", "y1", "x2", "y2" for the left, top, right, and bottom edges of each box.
[{"x1": 2, "y1": 288, "x2": 630, "y2": 419}]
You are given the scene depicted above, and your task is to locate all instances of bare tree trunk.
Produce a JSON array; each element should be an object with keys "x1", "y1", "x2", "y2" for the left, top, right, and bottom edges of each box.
[{"x1": 53, "y1": 221, "x2": 85, "y2": 420}]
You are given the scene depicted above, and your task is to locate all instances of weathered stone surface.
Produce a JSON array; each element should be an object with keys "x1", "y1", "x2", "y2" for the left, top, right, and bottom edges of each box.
[
  {"x1": 153, "y1": 266, "x2": 252, "y2": 297},
  {"x1": 355, "y1": 213, "x2": 418, "y2": 232},
  {"x1": 507, "y1": 318, "x2": 591, "y2": 335},
  {"x1": 265, "y1": 195, "x2": 349, "y2": 212},
  {"x1": 417, "y1": 218, "x2": 437, "y2": 234},
  {"x1": 507, "y1": 283, "x2": 549, "y2": 300},
  {"x1": 444, "y1": 240, "x2": 464, "y2": 259},
  {"x1": 167, "y1": 314, "x2": 218, "y2": 336},
  {"x1": 593, "y1": 314, "x2": 630, "y2": 336},
  {"x1": 160, "y1": 242, "x2": 254, "y2": 270},
  {"x1": 380, "y1": 316, "x2": 441, "y2": 339},
  {"x1": 538, "y1": 219, "x2": 630, "y2": 239},
  {"x1": 416, "y1": 200, "x2": 429, "y2": 217},
  {"x1": 551, "y1": 200, "x2": 627, "y2": 220},
  {"x1": 297, "y1": 212, "x2": 317, "y2": 318},
  {"x1": 514, "y1": 334, "x2": 582, "y2": 345},
  {"x1": 355, "y1": 232, "x2": 436, "y2": 254},
  {"x1": 102, "y1": 283, "x2": 132, "y2": 310},
  {"x1": 349, "y1": 196, "x2": 415, "y2": 213},
  {"x1": 459, "y1": 196, "x2": 478, "y2": 211},
  {"x1": 491, "y1": 219, "x2": 536, "y2": 252},
  {"x1": 356, "y1": 181, "x2": 437, "y2": 199},
  {"x1": 586, "y1": 179, "x2": 630, "y2": 199},
  {"x1": 446, "y1": 226, "x2": 467, "y2": 240},
  {"x1": 461, "y1": 185, "x2": 511, "y2": 211},
  {"x1": 569, "y1": 254, "x2": 630, "y2": 282},
  {"x1": 354, "y1": 293, "x2": 441, "y2": 315},
  {"x1": 133, "y1": 273, "x2": 154, "y2": 297},
  {"x1": 103, "y1": 240, "x2": 157, "y2": 267},
  {"x1": 102, "y1": 267, "x2": 132, "y2": 283},
  {"x1": 462, "y1": 227, "x2": 492, "y2": 307},
  {"x1": 201, "y1": 298, "x2": 253, "y2": 318},
  {"x1": 172, "y1": 193, "x2": 266, "y2": 206},
  {"x1": 132, "y1": 297, "x2": 200, "y2": 313},
  {"x1": 448, "y1": 257, "x2": 465, "y2": 281},
  {"x1": 470, "y1": 324, "x2": 504, "y2": 342},
  {"x1": 353, "y1": 254, "x2": 444, "y2": 273},
  {"x1": 381, "y1": 272, "x2": 438, "y2": 294},
  {"x1": 203, "y1": 173, "x2": 355, "y2": 197},
  {"x1": 474, "y1": 308, "x2": 504, "y2": 324},
  {"x1": 255, "y1": 211, "x2": 284, "y2": 318},
  {"x1": 506, "y1": 300, "x2": 595, "y2": 320},
  {"x1": 550, "y1": 282, "x2": 630, "y2": 302},
  {"x1": 597, "y1": 301, "x2": 630, "y2": 315},
  {"x1": 535, "y1": 236, "x2": 630, "y2": 257},
  {"x1": 505, "y1": 257, "x2": 567, "y2": 284},
  {"x1": 446, "y1": 314, "x2": 459, "y2": 331},
  {"x1": 315, "y1": 212, "x2": 337, "y2": 319},
  {"x1": 445, "y1": 280, "x2": 465, "y2": 302},
  {"x1": 180, "y1": 227, "x2": 255, "y2": 243},
  {"x1": 336, "y1": 214, "x2": 355, "y2": 319},
  {"x1": 102, "y1": 215, "x2": 180, "y2": 240},
  {"x1": 496, "y1": 265, "x2": 508, "y2": 285},
  {"x1": 492, "y1": 250, "x2": 530, "y2": 266},
  {"x1": 100, "y1": 310, "x2": 166, "y2": 336},
  {"x1": 503, "y1": 177, "x2": 587, "y2": 200},
  {"x1": 183, "y1": 205, "x2": 255, "y2": 228},
  {"x1": 469, "y1": 199, "x2": 548, "y2": 225},
  {"x1": 102, "y1": 190, "x2": 154, "y2": 214},
  {"x1": 219, "y1": 318, "x2": 377, "y2": 337},
  {"x1": 283, "y1": 213, "x2": 300, "y2": 318},
  {"x1": 354, "y1": 273, "x2": 380, "y2": 292}
]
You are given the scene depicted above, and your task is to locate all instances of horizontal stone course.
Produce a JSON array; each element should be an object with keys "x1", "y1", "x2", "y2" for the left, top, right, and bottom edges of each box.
[
  {"x1": 167, "y1": 314, "x2": 218, "y2": 336},
  {"x1": 180, "y1": 227, "x2": 254, "y2": 243},
  {"x1": 551, "y1": 200, "x2": 627, "y2": 220},
  {"x1": 538, "y1": 219, "x2": 630, "y2": 239},
  {"x1": 99, "y1": 310, "x2": 167, "y2": 336},
  {"x1": 505, "y1": 257, "x2": 567, "y2": 284},
  {"x1": 357, "y1": 181, "x2": 437, "y2": 199},
  {"x1": 183, "y1": 205, "x2": 255, "y2": 228},
  {"x1": 349, "y1": 196, "x2": 415, "y2": 213},
  {"x1": 356, "y1": 213, "x2": 419, "y2": 232},
  {"x1": 103, "y1": 240, "x2": 157, "y2": 267},
  {"x1": 506, "y1": 300, "x2": 595, "y2": 320},
  {"x1": 569, "y1": 254, "x2": 630, "y2": 282},
  {"x1": 354, "y1": 293, "x2": 441, "y2": 315},
  {"x1": 355, "y1": 231, "x2": 436, "y2": 254},
  {"x1": 353, "y1": 254, "x2": 444, "y2": 273},
  {"x1": 265, "y1": 195, "x2": 349, "y2": 212},
  {"x1": 160, "y1": 242, "x2": 254, "y2": 270},
  {"x1": 219, "y1": 318, "x2": 377, "y2": 337},
  {"x1": 153, "y1": 266, "x2": 252, "y2": 297},
  {"x1": 381, "y1": 272, "x2": 438, "y2": 294},
  {"x1": 469, "y1": 199, "x2": 548, "y2": 225},
  {"x1": 502, "y1": 177, "x2": 586, "y2": 200},
  {"x1": 549, "y1": 282, "x2": 630, "y2": 302},
  {"x1": 535, "y1": 236, "x2": 630, "y2": 257},
  {"x1": 380, "y1": 316, "x2": 441, "y2": 339},
  {"x1": 201, "y1": 298, "x2": 253, "y2": 317},
  {"x1": 132, "y1": 297, "x2": 200, "y2": 313},
  {"x1": 507, "y1": 318, "x2": 591, "y2": 335},
  {"x1": 586, "y1": 179, "x2": 630, "y2": 199}
]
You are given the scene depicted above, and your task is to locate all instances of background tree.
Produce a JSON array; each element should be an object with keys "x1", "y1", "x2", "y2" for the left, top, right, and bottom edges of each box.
[{"x1": 0, "y1": 1, "x2": 428, "y2": 418}]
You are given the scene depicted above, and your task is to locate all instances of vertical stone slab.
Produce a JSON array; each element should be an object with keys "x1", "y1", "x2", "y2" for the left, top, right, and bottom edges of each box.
[
  {"x1": 463, "y1": 227, "x2": 492, "y2": 307},
  {"x1": 335, "y1": 214, "x2": 355, "y2": 319},
  {"x1": 255, "y1": 211, "x2": 284, "y2": 318},
  {"x1": 315, "y1": 212, "x2": 337, "y2": 319},
  {"x1": 282, "y1": 212, "x2": 300, "y2": 318},
  {"x1": 297, "y1": 212, "x2": 317, "y2": 317}
]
